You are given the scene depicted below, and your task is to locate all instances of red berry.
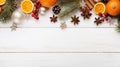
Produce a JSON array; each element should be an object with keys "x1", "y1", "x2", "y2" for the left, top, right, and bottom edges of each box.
[
  {"x1": 34, "y1": 16, "x2": 39, "y2": 20},
  {"x1": 36, "y1": 9, "x2": 39, "y2": 12},
  {"x1": 104, "y1": 12, "x2": 108, "y2": 17},
  {"x1": 36, "y1": 17, "x2": 39, "y2": 20},
  {"x1": 34, "y1": 10, "x2": 37, "y2": 13},
  {"x1": 105, "y1": 18, "x2": 108, "y2": 21},
  {"x1": 34, "y1": 3, "x2": 37, "y2": 7},
  {"x1": 32, "y1": 10, "x2": 36, "y2": 13},
  {"x1": 31, "y1": 13, "x2": 35, "y2": 17},
  {"x1": 98, "y1": 13, "x2": 103, "y2": 17},
  {"x1": 36, "y1": 0, "x2": 40, "y2": 4},
  {"x1": 37, "y1": 5, "x2": 40, "y2": 9},
  {"x1": 101, "y1": 18, "x2": 104, "y2": 22},
  {"x1": 35, "y1": 13, "x2": 38, "y2": 17}
]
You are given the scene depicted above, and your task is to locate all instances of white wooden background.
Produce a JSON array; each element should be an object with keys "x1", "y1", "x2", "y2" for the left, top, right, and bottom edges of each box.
[{"x1": 0, "y1": 8, "x2": 120, "y2": 67}]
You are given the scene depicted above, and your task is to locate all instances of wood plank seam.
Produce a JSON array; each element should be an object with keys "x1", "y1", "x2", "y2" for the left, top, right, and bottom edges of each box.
[
  {"x1": 0, "y1": 27, "x2": 116, "y2": 28},
  {"x1": 1, "y1": 52, "x2": 120, "y2": 53}
]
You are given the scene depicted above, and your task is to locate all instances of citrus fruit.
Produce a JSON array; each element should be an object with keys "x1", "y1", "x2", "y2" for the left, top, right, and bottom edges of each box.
[
  {"x1": 94, "y1": 2, "x2": 106, "y2": 14},
  {"x1": 0, "y1": 7, "x2": 2, "y2": 13},
  {"x1": 40, "y1": 0, "x2": 57, "y2": 8},
  {"x1": 21, "y1": 0, "x2": 34, "y2": 13},
  {"x1": 106, "y1": 0, "x2": 120, "y2": 16},
  {"x1": 0, "y1": 0, "x2": 6, "y2": 5}
]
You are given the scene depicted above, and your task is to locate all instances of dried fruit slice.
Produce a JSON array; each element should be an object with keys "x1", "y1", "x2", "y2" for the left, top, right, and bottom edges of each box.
[
  {"x1": 0, "y1": 0, "x2": 6, "y2": 5},
  {"x1": 94, "y1": 2, "x2": 106, "y2": 14},
  {"x1": 0, "y1": 7, "x2": 2, "y2": 13},
  {"x1": 21, "y1": 0, "x2": 34, "y2": 13}
]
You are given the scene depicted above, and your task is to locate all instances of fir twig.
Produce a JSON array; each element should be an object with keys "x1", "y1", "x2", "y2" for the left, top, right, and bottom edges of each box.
[
  {"x1": 58, "y1": 0, "x2": 81, "y2": 19},
  {"x1": 0, "y1": 0, "x2": 17, "y2": 23},
  {"x1": 116, "y1": 15, "x2": 120, "y2": 32}
]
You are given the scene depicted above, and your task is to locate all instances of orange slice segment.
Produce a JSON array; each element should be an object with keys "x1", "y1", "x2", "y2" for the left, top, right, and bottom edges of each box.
[
  {"x1": 0, "y1": 0, "x2": 6, "y2": 5},
  {"x1": 20, "y1": 0, "x2": 34, "y2": 13},
  {"x1": 94, "y1": 2, "x2": 106, "y2": 14}
]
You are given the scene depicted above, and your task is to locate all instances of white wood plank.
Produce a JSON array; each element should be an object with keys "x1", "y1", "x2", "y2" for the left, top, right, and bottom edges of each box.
[
  {"x1": 0, "y1": 53, "x2": 120, "y2": 67},
  {"x1": 0, "y1": 28, "x2": 120, "y2": 52},
  {"x1": 0, "y1": 10, "x2": 117, "y2": 28}
]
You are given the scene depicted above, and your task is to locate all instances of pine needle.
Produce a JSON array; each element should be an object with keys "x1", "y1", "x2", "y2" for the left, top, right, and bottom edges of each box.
[
  {"x1": 116, "y1": 15, "x2": 120, "y2": 32},
  {"x1": 0, "y1": 0, "x2": 16, "y2": 23},
  {"x1": 58, "y1": 0, "x2": 81, "y2": 20}
]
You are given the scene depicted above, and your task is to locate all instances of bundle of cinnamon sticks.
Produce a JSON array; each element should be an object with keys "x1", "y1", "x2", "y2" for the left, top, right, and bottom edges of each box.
[{"x1": 84, "y1": 0, "x2": 96, "y2": 11}]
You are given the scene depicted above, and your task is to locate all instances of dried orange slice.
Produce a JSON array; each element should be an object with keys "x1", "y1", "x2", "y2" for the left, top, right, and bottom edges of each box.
[
  {"x1": 94, "y1": 2, "x2": 106, "y2": 14},
  {"x1": 20, "y1": 0, "x2": 34, "y2": 13},
  {"x1": 0, "y1": 0, "x2": 6, "y2": 5}
]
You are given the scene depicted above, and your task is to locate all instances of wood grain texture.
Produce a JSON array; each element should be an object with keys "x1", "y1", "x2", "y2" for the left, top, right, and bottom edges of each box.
[
  {"x1": 0, "y1": 53, "x2": 120, "y2": 67},
  {"x1": 0, "y1": 28, "x2": 119, "y2": 52},
  {"x1": 0, "y1": 8, "x2": 119, "y2": 67}
]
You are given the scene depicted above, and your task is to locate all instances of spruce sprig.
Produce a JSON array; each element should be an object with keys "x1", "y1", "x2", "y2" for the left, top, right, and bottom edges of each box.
[
  {"x1": 58, "y1": 0, "x2": 81, "y2": 19},
  {"x1": 116, "y1": 15, "x2": 120, "y2": 32},
  {"x1": 0, "y1": 0, "x2": 16, "y2": 23}
]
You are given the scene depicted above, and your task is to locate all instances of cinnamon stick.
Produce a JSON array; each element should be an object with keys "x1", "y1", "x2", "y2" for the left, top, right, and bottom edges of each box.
[
  {"x1": 84, "y1": 0, "x2": 93, "y2": 10},
  {"x1": 89, "y1": 0, "x2": 96, "y2": 6},
  {"x1": 85, "y1": 4, "x2": 91, "y2": 11}
]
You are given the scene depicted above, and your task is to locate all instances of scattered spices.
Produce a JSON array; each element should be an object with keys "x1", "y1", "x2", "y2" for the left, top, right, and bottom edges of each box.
[
  {"x1": 52, "y1": 5, "x2": 61, "y2": 15},
  {"x1": 80, "y1": 7, "x2": 92, "y2": 19},
  {"x1": 10, "y1": 23, "x2": 17, "y2": 31},
  {"x1": 60, "y1": 22, "x2": 67, "y2": 29},
  {"x1": 94, "y1": 17, "x2": 103, "y2": 26},
  {"x1": 50, "y1": 15, "x2": 58, "y2": 23},
  {"x1": 71, "y1": 15, "x2": 80, "y2": 25}
]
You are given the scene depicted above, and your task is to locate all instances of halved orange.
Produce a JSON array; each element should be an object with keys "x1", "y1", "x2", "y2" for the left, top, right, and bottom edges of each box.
[
  {"x1": 0, "y1": 0, "x2": 6, "y2": 5},
  {"x1": 20, "y1": 0, "x2": 34, "y2": 13},
  {"x1": 94, "y1": 2, "x2": 106, "y2": 14}
]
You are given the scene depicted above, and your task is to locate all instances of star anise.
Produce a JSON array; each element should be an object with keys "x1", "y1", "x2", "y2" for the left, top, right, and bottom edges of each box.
[
  {"x1": 60, "y1": 22, "x2": 67, "y2": 29},
  {"x1": 50, "y1": 15, "x2": 58, "y2": 23},
  {"x1": 94, "y1": 17, "x2": 103, "y2": 26},
  {"x1": 80, "y1": 7, "x2": 92, "y2": 19},
  {"x1": 71, "y1": 15, "x2": 80, "y2": 25},
  {"x1": 10, "y1": 23, "x2": 17, "y2": 31}
]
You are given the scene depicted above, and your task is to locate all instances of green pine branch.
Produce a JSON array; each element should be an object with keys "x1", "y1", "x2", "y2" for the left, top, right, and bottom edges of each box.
[
  {"x1": 0, "y1": 0, "x2": 16, "y2": 23},
  {"x1": 58, "y1": 0, "x2": 81, "y2": 20},
  {"x1": 116, "y1": 15, "x2": 120, "y2": 32}
]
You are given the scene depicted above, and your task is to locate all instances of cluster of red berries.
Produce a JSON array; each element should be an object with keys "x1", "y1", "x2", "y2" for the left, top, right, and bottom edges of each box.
[
  {"x1": 31, "y1": 0, "x2": 41, "y2": 20},
  {"x1": 98, "y1": 12, "x2": 109, "y2": 22}
]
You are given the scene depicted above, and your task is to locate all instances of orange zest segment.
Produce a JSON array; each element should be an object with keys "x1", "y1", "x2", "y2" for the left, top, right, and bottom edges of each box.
[
  {"x1": 20, "y1": 0, "x2": 34, "y2": 13},
  {"x1": 94, "y1": 2, "x2": 106, "y2": 14},
  {"x1": 0, "y1": 0, "x2": 6, "y2": 5}
]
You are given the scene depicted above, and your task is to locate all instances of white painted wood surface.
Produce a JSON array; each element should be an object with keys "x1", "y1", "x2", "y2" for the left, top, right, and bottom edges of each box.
[
  {"x1": 0, "y1": 53, "x2": 120, "y2": 67},
  {"x1": 0, "y1": 28, "x2": 120, "y2": 52},
  {"x1": 0, "y1": 7, "x2": 119, "y2": 67}
]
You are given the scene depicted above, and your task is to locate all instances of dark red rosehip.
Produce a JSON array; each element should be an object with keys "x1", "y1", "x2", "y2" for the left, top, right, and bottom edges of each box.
[
  {"x1": 32, "y1": 10, "x2": 36, "y2": 13},
  {"x1": 37, "y1": 5, "x2": 40, "y2": 9},
  {"x1": 105, "y1": 18, "x2": 108, "y2": 21},
  {"x1": 36, "y1": 0, "x2": 40, "y2": 4},
  {"x1": 101, "y1": 18, "x2": 104, "y2": 22},
  {"x1": 98, "y1": 13, "x2": 103, "y2": 17},
  {"x1": 34, "y1": 3, "x2": 37, "y2": 7},
  {"x1": 103, "y1": 12, "x2": 108, "y2": 17},
  {"x1": 31, "y1": 13, "x2": 35, "y2": 17},
  {"x1": 36, "y1": 9, "x2": 39, "y2": 12},
  {"x1": 35, "y1": 13, "x2": 38, "y2": 17}
]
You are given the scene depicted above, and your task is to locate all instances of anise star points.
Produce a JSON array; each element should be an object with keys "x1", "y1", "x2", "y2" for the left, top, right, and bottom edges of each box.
[
  {"x1": 94, "y1": 17, "x2": 103, "y2": 26},
  {"x1": 10, "y1": 23, "x2": 17, "y2": 31},
  {"x1": 80, "y1": 7, "x2": 92, "y2": 19},
  {"x1": 50, "y1": 15, "x2": 58, "y2": 23},
  {"x1": 71, "y1": 15, "x2": 80, "y2": 25}
]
